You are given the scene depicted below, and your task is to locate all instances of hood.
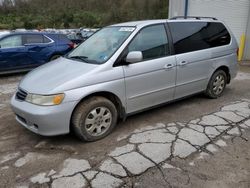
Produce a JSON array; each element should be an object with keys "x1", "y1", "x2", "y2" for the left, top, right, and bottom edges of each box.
[{"x1": 19, "y1": 57, "x2": 99, "y2": 94}]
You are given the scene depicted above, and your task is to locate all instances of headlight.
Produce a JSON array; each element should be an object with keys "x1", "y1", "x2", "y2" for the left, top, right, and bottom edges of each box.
[{"x1": 25, "y1": 93, "x2": 65, "y2": 106}]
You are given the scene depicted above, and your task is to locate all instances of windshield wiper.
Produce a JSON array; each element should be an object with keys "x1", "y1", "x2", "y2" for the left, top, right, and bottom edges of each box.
[
  {"x1": 68, "y1": 55, "x2": 91, "y2": 63},
  {"x1": 69, "y1": 55, "x2": 88, "y2": 60},
  {"x1": 66, "y1": 55, "x2": 100, "y2": 64}
]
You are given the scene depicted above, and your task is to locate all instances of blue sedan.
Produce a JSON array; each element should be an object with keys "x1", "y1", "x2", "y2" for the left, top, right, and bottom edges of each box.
[{"x1": 0, "y1": 32, "x2": 74, "y2": 74}]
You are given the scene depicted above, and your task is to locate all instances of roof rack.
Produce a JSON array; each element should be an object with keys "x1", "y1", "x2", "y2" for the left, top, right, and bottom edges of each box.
[{"x1": 170, "y1": 16, "x2": 217, "y2": 20}]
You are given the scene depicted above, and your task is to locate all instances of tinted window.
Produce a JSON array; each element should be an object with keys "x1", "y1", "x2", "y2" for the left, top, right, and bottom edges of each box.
[
  {"x1": 169, "y1": 22, "x2": 231, "y2": 54},
  {"x1": 0, "y1": 35, "x2": 22, "y2": 48},
  {"x1": 43, "y1": 36, "x2": 51, "y2": 43},
  {"x1": 24, "y1": 34, "x2": 44, "y2": 44},
  {"x1": 128, "y1": 24, "x2": 169, "y2": 61}
]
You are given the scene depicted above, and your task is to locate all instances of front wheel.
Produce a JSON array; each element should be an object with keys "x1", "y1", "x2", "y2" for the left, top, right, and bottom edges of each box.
[
  {"x1": 71, "y1": 96, "x2": 118, "y2": 141},
  {"x1": 205, "y1": 70, "x2": 227, "y2": 99}
]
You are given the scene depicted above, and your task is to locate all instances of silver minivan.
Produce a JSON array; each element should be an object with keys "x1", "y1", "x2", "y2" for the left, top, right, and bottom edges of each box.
[{"x1": 11, "y1": 17, "x2": 238, "y2": 141}]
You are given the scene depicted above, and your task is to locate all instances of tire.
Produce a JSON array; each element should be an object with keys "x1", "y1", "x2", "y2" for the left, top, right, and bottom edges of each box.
[
  {"x1": 50, "y1": 54, "x2": 61, "y2": 61},
  {"x1": 205, "y1": 70, "x2": 227, "y2": 99},
  {"x1": 71, "y1": 96, "x2": 118, "y2": 141}
]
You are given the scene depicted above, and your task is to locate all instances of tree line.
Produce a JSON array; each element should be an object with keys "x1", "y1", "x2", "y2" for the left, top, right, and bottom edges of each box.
[{"x1": 0, "y1": 0, "x2": 169, "y2": 29}]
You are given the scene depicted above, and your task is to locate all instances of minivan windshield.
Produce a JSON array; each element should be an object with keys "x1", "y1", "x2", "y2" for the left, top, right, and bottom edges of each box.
[{"x1": 67, "y1": 26, "x2": 135, "y2": 64}]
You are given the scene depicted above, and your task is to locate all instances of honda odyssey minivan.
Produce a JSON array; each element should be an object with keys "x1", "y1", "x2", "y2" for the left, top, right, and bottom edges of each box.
[{"x1": 11, "y1": 17, "x2": 238, "y2": 141}]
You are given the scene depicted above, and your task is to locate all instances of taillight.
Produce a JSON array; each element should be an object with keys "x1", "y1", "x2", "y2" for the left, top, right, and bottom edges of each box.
[{"x1": 68, "y1": 42, "x2": 75, "y2": 49}]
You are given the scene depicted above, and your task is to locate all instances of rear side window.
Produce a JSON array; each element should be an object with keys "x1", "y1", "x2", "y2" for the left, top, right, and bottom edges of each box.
[
  {"x1": 128, "y1": 24, "x2": 170, "y2": 61},
  {"x1": 23, "y1": 34, "x2": 52, "y2": 44},
  {"x1": 43, "y1": 36, "x2": 51, "y2": 43},
  {"x1": 169, "y1": 22, "x2": 231, "y2": 54},
  {"x1": 24, "y1": 34, "x2": 44, "y2": 44}
]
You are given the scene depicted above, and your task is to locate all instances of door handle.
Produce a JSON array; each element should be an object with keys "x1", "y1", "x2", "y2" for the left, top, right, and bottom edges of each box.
[
  {"x1": 179, "y1": 61, "x2": 188, "y2": 66},
  {"x1": 164, "y1": 64, "x2": 174, "y2": 70}
]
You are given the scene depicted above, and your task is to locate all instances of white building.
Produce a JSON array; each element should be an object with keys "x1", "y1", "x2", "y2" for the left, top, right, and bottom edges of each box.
[{"x1": 169, "y1": 0, "x2": 250, "y2": 60}]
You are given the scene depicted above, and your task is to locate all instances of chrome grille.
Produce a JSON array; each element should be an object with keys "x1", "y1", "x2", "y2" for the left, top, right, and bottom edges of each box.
[{"x1": 16, "y1": 89, "x2": 28, "y2": 101}]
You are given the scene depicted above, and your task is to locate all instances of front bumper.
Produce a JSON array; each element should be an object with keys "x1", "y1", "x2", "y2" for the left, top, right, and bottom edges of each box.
[{"x1": 11, "y1": 95, "x2": 77, "y2": 136}]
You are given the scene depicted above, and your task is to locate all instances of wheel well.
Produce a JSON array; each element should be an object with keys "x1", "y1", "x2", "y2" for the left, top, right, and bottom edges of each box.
[
  {"x1": 215, "y1": 66, "x2": 231, "y2": 84},
  {"x1": 71, "y1": 92, "x2": 126, "y2": 122}
]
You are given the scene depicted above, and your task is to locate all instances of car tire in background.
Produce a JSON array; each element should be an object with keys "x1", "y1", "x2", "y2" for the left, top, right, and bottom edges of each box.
[
  {"x1": 205, "y1": 70, "x2": 227, "y2": 99},
  {"x1": 50, "y1": 54, "x2": 61, "y2": 61},
  {"x1": 71, "y1": 96, "x2": 118, "y2": 141}
]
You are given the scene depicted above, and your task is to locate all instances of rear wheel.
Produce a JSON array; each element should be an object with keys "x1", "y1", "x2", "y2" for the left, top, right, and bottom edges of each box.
[
  {"x1": 205, "y1": 70, "x2": 227, "y2": 99},
  {"x1": 50, "y1": 54, "x2": 61, "y2": 61},
  {"x1": 71, "y1": 96, "x2": 118, "y2": 141}
]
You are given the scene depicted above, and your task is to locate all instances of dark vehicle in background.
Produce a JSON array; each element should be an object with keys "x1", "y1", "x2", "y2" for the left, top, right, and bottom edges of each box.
[
  {"x1": 0, "y1": 32, "x2": 74, "y2": 74},
  {"x1": 67, "y1": 32, "x2": 84, "y2": 45},
  {"x1": 81, "y1": 30, "x2": 95, "y2": 40},
  {"x1": 67, "y1": 30, "x2": 97, "y2": 45}
]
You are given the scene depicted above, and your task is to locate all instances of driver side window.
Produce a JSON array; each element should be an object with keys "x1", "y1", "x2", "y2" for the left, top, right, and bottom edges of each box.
[
  {"x1": 128, "y1": 24, "x2": 170, "y2": 61},
  {"x1": 0, "y1": 35, "x2": 23, "y2": 49}
]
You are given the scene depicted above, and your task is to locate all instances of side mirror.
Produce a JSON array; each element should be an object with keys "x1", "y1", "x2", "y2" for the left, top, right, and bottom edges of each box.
[{"x1": 126, "y1": 51, "x2": 143, "y2": 64}]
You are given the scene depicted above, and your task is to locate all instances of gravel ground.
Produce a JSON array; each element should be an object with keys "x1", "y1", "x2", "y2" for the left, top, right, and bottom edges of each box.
[{"x1": 0, "y1": 64, "x2": 250, "y2": 188}]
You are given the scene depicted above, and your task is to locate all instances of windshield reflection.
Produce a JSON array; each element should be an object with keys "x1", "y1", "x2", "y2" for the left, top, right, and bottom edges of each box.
[{"x1": 67, "y1": 26, "x2": 135, "y2": 64}]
